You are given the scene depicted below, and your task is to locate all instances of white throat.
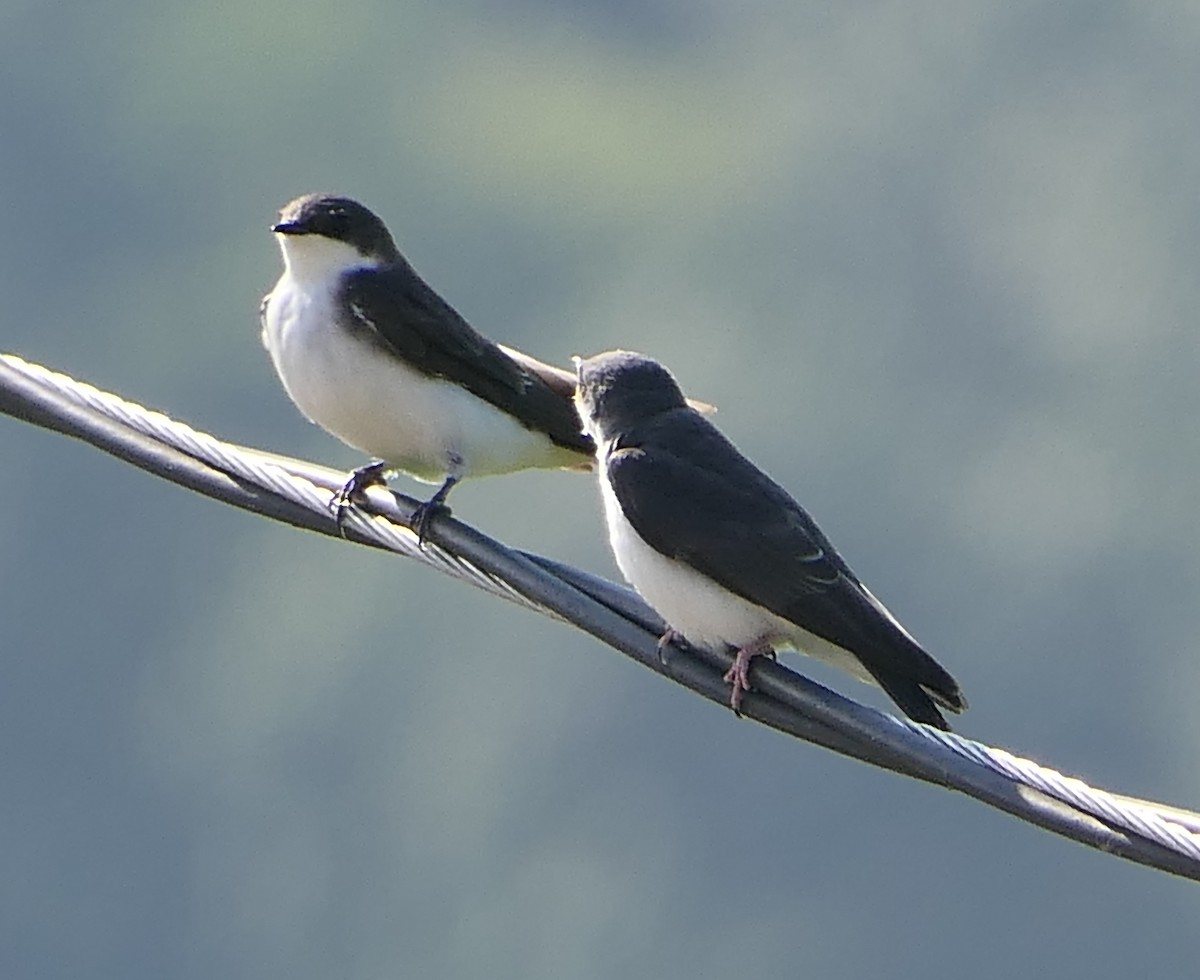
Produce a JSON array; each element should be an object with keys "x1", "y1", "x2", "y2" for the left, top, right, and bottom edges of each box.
[{"x1": 275, "y1": 233, "x2": 380, "y2": 287}]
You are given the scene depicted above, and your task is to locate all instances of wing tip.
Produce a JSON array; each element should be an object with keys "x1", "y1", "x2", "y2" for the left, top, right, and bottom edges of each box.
[{"x1": 875, "y1": 671, "x2": 967, "y2": 731}]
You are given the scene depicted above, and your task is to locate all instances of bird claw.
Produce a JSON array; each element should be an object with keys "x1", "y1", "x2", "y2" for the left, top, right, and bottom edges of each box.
[
  {"x1": 722, "y1": 658, "x2": 753, "y2": 715},
  {"x1": 409, "y1": 498, "x2": 451, "y2": 548},
  {"x1": 655, "y1": 628, "x2": 685, "y2": 667},
  {"x1": 721, "y1": 640, "x2": 775, "y2": 716},
  {"x1": 329, "y1": 461, "x2": 389, "y2": 533},
  {"x1": 406, "y1": 474, "x2": 459, "y2": 548}
]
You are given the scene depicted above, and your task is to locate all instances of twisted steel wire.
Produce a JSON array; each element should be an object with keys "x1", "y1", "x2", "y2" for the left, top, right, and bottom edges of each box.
[{"x1": 3, "y1": 351, "x2": 1198, "y2": 880}]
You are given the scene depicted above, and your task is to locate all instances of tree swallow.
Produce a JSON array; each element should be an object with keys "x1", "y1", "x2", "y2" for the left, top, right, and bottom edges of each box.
[
  {"x1": 260, "y1": 193, "x2": 593, "y2": 538},
  {"x1": 574, "y1": 350, "x2": 967, "y2": 728}
]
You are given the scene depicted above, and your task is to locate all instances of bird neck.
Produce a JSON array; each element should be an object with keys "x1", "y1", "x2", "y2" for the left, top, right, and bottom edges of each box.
[{"x1": 277, "y1": 234, "x2": 379, "y2": 287}]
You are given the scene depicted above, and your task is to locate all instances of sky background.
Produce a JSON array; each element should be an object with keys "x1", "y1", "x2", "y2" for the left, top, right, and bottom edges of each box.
[{"x1": 3, "y1": 2, "x2": 1200, "y2": 977}]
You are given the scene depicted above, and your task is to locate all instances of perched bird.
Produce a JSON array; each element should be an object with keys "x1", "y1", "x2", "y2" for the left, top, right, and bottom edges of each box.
[
  {"x1": 574, "y1": 350, "x2": 967, "y2": 728},
  {"x1": 260, "y1": 193, "x2": 592, "y2": 539}
]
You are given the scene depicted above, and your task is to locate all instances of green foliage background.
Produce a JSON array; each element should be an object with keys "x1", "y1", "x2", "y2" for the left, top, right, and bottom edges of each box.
[{"x1": 3, "y1": 3, "x2": 1199, "y2": 977}]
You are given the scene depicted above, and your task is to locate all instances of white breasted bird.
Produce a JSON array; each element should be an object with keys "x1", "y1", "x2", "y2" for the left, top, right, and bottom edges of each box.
[
  {"x1": 261, "y1": 193, "x2": 592, "y2": 538},
  {"x1": 574, "y1": 349, "x2": 966, "y2": 727}
]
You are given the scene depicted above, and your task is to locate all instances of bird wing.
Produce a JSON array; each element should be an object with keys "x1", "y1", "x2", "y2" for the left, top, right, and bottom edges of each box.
[
  {"x1": 340, "y1": 265, "x2": 592, "y2": 455},
  {"x1": 606, "y1": 411, "x2": 964, "y2": 724},
  {"x1": 499, "y1": 343, "x2": 718, "y2": 416},
  {"x1": 496, "y1": 344, "x2": 577, "y2": 399}
]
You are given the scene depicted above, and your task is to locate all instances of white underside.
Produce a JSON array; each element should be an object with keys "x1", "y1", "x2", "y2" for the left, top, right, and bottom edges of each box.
[
  {"x1": 262, "y1": 249, "x2": 578, "y2": 484},
  {"x1": 597, "y1": 467, "x2": 876, "y2": 685}
]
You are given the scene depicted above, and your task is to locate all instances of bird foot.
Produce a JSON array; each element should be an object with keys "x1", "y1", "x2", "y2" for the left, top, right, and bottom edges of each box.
[
  {"x1": 721, "y1": 639, "x2": 776, "y2": 715},
  {"x1": 407, "y1": 474, "x2": 459, "y2": 548},
  {"x1": 329, "y1": 460, "x2": 389, "y2": 533},
  {"x1": 655, "y1": 628, "x2": 685, "y2": 667},
  {"x1": 409, "y1": 498, "x2": 451, "y2": 547}
]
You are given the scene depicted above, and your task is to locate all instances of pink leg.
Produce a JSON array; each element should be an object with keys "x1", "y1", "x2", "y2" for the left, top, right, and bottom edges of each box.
[
  {"x1": 655, "y1": 628, "x2": 690, "y2": 667},
  {"x1": 722, "y1": 637, "x2": 776, "y2": 714},
  {"x1": 656, "y1": 628, "x2": 684, "y2": 656}
]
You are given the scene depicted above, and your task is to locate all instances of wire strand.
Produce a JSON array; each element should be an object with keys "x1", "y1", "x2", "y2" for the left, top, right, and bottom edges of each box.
[{"x1": 2, "y1": 351, "x2": 1199, "y2": 881}]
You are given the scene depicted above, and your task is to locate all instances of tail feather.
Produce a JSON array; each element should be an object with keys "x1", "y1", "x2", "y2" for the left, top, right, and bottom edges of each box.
[
  {"x1": 872, "y1": 670, "x2": 957, "y2": 730},
  {"x1": 852, "y1": 582, "x2": 967, "y2": 725}
]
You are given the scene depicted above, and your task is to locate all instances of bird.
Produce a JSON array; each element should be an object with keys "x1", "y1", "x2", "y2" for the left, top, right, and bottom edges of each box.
[
  {"x1": 573, "y1": 349, "x2": 967, "y2": 728},
  {"x1": 260, "y1": 192, "x2": 593, "y2": 540}
]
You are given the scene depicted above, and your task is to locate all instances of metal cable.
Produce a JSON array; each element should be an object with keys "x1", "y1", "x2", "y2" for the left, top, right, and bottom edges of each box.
[{"x1": 2, "y1": 351, "x2": 1199, "y2": 880}]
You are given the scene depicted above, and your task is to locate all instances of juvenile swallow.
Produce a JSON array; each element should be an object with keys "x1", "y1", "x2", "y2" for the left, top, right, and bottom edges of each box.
[{"x1": 575, "y1": 349, "x2": 967, "y2": 727}]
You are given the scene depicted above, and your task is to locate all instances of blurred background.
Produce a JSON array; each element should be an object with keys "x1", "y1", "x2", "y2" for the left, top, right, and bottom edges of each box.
[{"x1": 3, "y1": 2, "x2": 1200, "y2": 977}]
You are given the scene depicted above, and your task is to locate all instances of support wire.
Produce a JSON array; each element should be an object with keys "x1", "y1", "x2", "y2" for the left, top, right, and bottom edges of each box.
[{"x1": 2, "y1": 351, "x2": 1199, "y2": 881}]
